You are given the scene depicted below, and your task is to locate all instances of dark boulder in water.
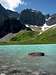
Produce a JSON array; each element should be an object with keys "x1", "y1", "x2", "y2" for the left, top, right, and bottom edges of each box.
[{"x1": 28, "y1": 52, "x2": 45, "y2": 56}]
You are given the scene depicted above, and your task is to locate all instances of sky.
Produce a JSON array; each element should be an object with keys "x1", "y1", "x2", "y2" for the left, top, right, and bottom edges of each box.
[{"x1": 0, "y1": 0, "x2": 56, "y2": 14}]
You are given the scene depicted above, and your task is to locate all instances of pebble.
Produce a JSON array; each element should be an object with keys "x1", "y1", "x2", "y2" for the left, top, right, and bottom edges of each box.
[
  {"x1": 0, "y1": 73, "x2": 6, "y2": 75},
  {"x1": 32, "y1": 71, "x2": 39, "y2": 75}
]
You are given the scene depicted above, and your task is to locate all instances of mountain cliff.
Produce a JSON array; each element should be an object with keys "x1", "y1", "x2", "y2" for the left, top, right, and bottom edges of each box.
[
  {"x1": 0, "y1": 4, "x2": 8, "y2": 26},
  {"x1": 0, "y1": 4, "x2": 25, "y2": 38},
  {"x1": 46, "y1": 14, "x2": 56, "y2": 25}
]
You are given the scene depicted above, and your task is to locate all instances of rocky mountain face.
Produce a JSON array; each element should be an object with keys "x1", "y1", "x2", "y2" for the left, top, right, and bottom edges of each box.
[
  {"x1": 0, "y1": 4, "x2": 8, "y2": 26},
  {"x1": 7, "y1": 10, "x2": 19, "y2": 19},
  {"x1": 20, "y1": 9, "x2": 45, "y2": 26},
  {"x1": 46, "y1": 14, "x2": 56, "y2": 25},
  {"x1": 20, "y1": 9, "x2": 56, "y2": 26},
  {"x1": 0, "y1": 4, "x2": 25, "y2": 38}
]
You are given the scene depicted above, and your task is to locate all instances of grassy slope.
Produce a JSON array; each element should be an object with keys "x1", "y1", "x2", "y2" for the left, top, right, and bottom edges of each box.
[
  {"x1": 10, "y1": 27, "x2": 56, "y2": 44},
  {"x1": 10, "y1": 30, "x2": 39, "y2": 44},
  {"x1": 34, "y1": 27, "x2": 56, "y2": 44}
]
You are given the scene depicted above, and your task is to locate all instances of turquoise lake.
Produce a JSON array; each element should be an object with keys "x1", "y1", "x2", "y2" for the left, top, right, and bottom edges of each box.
[{"x1": 0, "y1": 44, "x2": 56, "y2": 74}]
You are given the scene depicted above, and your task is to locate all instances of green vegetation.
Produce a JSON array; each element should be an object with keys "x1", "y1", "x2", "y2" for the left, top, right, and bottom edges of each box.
[
  {"x1": 34, "y1": 27, "x2": 56, "y2": 44},
  {"x1": 10, "y1": 30, "x2": 39, "y2": 44},
  {"x1": 9, "y1": 27, "x2": 56, "y2": 44}
]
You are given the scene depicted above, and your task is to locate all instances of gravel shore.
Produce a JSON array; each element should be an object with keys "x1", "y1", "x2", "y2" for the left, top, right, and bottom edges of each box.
[{"x1": 0, "y1": 65, "x2": 56, "y2": 75}]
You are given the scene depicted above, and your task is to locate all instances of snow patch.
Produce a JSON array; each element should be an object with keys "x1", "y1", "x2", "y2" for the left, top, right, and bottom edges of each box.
[
  {"x1": 42, "y1": 23, "x2": 56, "y2": 31},
  {"x1": 25, "y1": 24, "x2": 29, "y2": 27},
  {"x1": 46, "y1": 17, "x2": 51, "y2": 21}
]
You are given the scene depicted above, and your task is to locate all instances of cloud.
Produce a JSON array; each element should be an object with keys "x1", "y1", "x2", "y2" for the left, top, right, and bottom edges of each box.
[{"x1": 0, "y1": 0, "x2": 25, "y2": 11}]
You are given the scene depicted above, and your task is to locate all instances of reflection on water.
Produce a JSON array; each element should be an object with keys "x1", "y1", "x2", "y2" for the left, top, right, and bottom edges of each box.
[{"x1": 0, "y1": 44, "x2": 56, "y2": 75}]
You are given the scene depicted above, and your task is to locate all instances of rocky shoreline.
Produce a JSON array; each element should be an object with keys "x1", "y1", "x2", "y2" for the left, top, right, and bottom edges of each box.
[{"x1": 0, "y1": 65, "x2": 56, "y2": 75}]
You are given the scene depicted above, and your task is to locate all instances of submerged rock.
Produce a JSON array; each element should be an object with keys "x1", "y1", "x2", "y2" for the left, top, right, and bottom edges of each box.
[{"x1": 28, "y1": 52, "x2": 45, "y2": 57}]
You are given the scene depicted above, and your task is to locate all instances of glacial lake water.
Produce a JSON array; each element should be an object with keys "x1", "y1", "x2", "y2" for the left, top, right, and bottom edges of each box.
[{"x1": 0, "y1": 44, "x2": 56, "y2": 75}]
